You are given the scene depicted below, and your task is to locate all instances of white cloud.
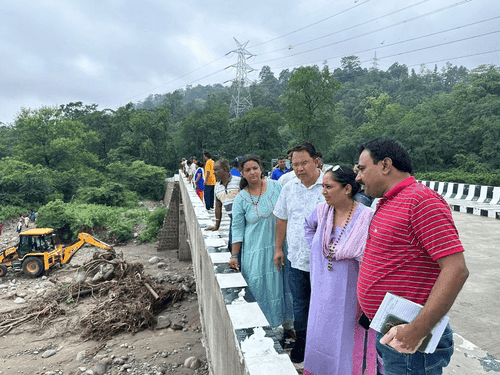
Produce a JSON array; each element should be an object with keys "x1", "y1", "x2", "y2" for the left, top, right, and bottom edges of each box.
[
  {"x1": 179, "y1": 36, "x2": 216, "y2": 64},
  {"x1": 73, "y1": 55, "x2": 104, "y2": 77},
  {"x1": 0, "y1": 0, "x2": 499, "y2": 123}
]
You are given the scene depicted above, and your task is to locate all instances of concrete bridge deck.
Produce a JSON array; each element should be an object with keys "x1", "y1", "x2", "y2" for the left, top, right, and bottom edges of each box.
[{"x1": 444, "y1": 211, "x2": 500, "y2": 374}]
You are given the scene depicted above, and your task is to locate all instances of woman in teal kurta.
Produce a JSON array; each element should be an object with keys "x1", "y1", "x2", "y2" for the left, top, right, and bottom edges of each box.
[{"x1": 230, "y1": 155, "x2": 294, "y2": 328}]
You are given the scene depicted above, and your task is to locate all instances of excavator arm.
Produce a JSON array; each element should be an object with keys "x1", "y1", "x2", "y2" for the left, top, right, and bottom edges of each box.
[{"x1": 60, "y1": 232, "x2": 113, "y2": 265}]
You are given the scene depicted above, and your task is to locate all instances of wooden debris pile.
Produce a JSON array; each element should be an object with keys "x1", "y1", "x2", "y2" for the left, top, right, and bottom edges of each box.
[
  {"x1": 78, "y1": 271, "x2": 184, "y2": 341},
  {"x1": 0, "y1": 250, "x2": 185, "y2": 341},
  {"x1": 0, "y1": 302, "x2": 65, "y2": 336}
]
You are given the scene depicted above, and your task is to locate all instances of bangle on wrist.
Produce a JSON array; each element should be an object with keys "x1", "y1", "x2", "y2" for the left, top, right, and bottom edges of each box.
[{"x1": 230, "y1": 253, "x2": 238, "y2": 259}]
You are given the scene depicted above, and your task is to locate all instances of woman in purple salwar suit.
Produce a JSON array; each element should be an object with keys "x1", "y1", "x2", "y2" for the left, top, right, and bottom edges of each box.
[{"x1": 303, "y1": 166, "x2": 380, "y2": 375}]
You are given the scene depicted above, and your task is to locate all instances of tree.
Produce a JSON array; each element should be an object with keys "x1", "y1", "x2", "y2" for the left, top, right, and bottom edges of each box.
[
  {"x1": 59, "y1": 102, "x2": 99, "y2": 120},
  {"x1": 161, "y1": 90, "x2": 186, "y2": 123},
  {"x1": 278, "y1": 69, "x2": 291, "y2": 91},
  {"x1": 107, "y1": 160, "x2": 167, "y2": 200},
  {"x1": 59, "y1": 102, "x2": 116, "y2": 161},
  {"x1": 259, "y1": 66, "x2": 281, "y2": 96},
  {"x1": 14, "y1": 107, "x2": 99, "y2": 171},
  {"x1": 387, "y1": 63, "x2": 409, "y2": 81},
  {"x1": 281, "y1": 65, "x2": 341, "y2": 149},
  {"x1": 449, "y1": 66, "x2": 500, "y2": 170},
  {"x1": 0, "y1": 123, "x2": 15, "y2": 159},
  {"x1": 334, "y1": 55, "x2": 365, "y2": 83},
  {"x1": 0, "y1": 158, "x2": 55, "y2": 206},
  {"x1": 178, "y1": 98, "x2": 231, "y2": 160},
  {"x1": 328, "y1": 94, "x2": 406, "y2": 165},
  {"x1": 229, "y1": 106, "x2": 285, "y2": 163},
  {"x1": 109, "y1": 107, "x2": 172, "y2": 168},
  {"x1": 441, "y1": 62, "x2": 468, "y2": 92},
  {"x1": 393, "y1": 93, "x2": 456, "y2": 171}
]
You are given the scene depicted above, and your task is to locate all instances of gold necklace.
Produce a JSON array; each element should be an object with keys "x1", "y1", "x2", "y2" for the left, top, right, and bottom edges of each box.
[
  {"x1": 249, "y1": 180, "x2": 263, "y2": 211},
  {"x1": 327, "y1": 201, "x2": 354, "y2": 271}
]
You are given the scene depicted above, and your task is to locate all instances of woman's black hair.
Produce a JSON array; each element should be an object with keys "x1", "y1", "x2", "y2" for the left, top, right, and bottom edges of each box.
[
  {"x1": 239, "y1": 154, "x2": 264, "y2": 190},
  {"x1": 325, "y1": 165, "x2": 361, "y2": 199}
]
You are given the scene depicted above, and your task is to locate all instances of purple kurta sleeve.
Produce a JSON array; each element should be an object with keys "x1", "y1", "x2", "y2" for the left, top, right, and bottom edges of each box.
[{"x1": 304, "y1": 207, "x2": 318, "y2": 249}]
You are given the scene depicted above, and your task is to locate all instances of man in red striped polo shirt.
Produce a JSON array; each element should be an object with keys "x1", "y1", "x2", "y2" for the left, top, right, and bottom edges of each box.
[{"x1": 355, "y1": 137, "x2": 469, "y2": 375}]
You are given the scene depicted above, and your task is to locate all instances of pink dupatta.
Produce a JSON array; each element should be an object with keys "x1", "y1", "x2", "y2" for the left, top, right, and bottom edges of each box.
[{"x1": 317, "y1": 202, "x2": 374, "y2": 262}]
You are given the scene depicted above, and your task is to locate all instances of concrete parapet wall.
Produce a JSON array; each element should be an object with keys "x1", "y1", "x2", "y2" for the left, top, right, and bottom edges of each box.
[{"x1": 178, "y1": 174, "x2": 297, "y2": 375}]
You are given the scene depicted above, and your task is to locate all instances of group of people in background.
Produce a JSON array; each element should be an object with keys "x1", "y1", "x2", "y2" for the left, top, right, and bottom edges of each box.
[
  {"x1": 12, "y1": 211, "x2": 37, "y2": 234},
  {"x1": 184, "y1": 137, "x2": 469, "y2": 375},
  {"x1": 184, "y1": 153, "x2": 244, "y2": 212}
]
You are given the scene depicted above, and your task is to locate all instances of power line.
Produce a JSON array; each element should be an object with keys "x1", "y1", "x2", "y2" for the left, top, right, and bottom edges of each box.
[
  {"x1": 346, "y1": 16, "x2": 500, "y2": 60},
  {"x1": 249, "y1": 0, "x2": 372, "y2": 49},
  {"x1": 407, "y1": 49, "x2": 500, "y2": 68},
  {"x1": 254, "y1": 0, "x2": 472, "y2": 65},
  {"x1": 360, "y1": 29, "x2": 500, "y2": 64},
  {"x1": 182, "y1": 68, "x2": 229, "y2": 87},
  {"x1": 269, "y1": 16, "x2": 500, "y2": 71},
  {"x1": 105, "y1": 0, "x2": 493, "y2": 109},
  {"x1": 104, "y1": 54, "x2": 228, "y2": 108},
  {"x1": 257, "y1": 0, "x2": 431, "y2": 57}
]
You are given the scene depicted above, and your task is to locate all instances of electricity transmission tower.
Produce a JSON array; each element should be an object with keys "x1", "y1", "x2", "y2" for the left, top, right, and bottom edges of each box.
[
  {"x1": 371, "y1": 51, "x2": 379, "y2": 71},
  {"x1": 226, "y1": 38, "x2": 255, "y2": 119}
]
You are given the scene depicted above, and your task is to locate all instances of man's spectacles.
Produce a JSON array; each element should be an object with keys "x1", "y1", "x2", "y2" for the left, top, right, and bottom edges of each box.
[{"x1": 290, "y1": 160, "x2": 310, "y2": 168}]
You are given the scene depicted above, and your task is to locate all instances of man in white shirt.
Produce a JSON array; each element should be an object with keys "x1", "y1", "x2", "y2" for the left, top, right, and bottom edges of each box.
[
  {"x1": 278, "y1": 168, "x2": 296, "y2": 187},
  {"x1": 188, "y1": 157, "x2": 198, "y2": 187},
  {"x1": 273, "y1": 141, "x2": 325, "y2": 363}
]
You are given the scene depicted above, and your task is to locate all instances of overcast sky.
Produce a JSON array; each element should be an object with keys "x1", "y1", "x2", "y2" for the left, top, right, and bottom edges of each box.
[{"x1": 1, "y1": 0, "x2": 498, "y2": 124}]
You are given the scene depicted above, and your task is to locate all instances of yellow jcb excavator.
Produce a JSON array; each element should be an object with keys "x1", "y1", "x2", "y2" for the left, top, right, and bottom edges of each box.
[{"x1": 0, "y1": 228, "x2": 113, "y2": 278}]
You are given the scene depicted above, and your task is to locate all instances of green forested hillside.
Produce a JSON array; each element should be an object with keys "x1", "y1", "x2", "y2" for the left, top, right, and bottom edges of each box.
[{"x1": 2, "y1": 56, "x2": 500, "y2": 215}]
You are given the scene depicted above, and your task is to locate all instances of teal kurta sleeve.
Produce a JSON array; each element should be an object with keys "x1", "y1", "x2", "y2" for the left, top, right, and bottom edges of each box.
[{"x1": 231, "y1": 194, "x2": 245, "y2": 243}]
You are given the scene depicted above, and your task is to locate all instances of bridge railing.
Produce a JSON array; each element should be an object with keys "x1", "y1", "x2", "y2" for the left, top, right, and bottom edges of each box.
[
  {"x1": 418, "y1": 180, "x2": 500, "y2": 219},
  {"x1": 178, "y1": 173, "x2": 297, "y2": 375}
]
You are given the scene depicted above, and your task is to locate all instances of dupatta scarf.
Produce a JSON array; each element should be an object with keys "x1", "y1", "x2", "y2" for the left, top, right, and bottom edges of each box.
[{"x1": 316, "y1": 202, "x2": 374, "y2": 262}]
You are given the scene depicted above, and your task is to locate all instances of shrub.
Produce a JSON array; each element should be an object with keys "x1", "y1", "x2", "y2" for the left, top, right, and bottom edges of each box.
[
  {"x1": 108, "y1": 220, "x2": 135, "y2": 242},
  {"x1": 36, "y1": 199, "x2": 77, "y2": 231},
  {"x1": 107, "y1": 161, "x2": 167, "y2": 201},
  {"x1": 76, "y1": 183, "x2": 138, "y2": 207},
  {"x1": 123, "y1": 207, "x2": 150, "y2": 221},
  {"x1": 36, "y1": 198, "x2": 162, "y2": 242},
  {"x1": 138, "y1": 206, "x2": 167, "y2": 243},
  {"x1": 0, "y1": 206, "x2": 29, "y2": 222}
]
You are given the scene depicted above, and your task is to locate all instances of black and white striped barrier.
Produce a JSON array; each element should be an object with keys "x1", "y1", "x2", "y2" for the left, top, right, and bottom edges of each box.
[{"x1": 418, "y1": 181, "x2": 500, "y2": 219}]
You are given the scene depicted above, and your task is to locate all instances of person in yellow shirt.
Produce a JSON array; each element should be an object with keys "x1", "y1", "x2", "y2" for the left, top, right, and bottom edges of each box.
[{"x1": 203, "y1": 151, "x2": 216, "y2": 210}]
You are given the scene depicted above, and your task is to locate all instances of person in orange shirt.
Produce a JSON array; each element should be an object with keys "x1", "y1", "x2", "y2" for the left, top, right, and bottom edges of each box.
[{"x1": 203, "y1": 151, "x2": 216, "y2": 211}]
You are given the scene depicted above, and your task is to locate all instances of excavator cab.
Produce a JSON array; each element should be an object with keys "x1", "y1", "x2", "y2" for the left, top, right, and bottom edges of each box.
[{"x1": 18, "y1": 229, "x2": 56, "y2": 257}]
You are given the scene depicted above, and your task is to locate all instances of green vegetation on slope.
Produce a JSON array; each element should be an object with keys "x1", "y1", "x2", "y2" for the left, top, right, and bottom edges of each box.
[{"x1": 1, "y1": 56, "x2": 499, "y2": 226}]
